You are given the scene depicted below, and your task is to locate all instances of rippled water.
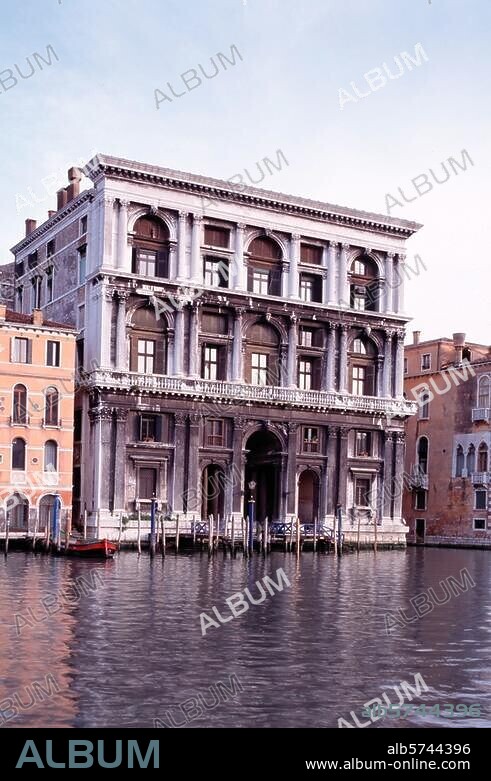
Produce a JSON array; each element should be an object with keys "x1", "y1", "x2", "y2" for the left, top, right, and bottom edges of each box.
[{"x1": 0, "y1": 547, "x2": 489, "y2": 728}]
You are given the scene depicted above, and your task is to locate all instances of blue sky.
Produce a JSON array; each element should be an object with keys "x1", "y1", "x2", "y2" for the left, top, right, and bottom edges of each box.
[{"x1": 1, "y1": 0, "x2": 490, "y2": 343}]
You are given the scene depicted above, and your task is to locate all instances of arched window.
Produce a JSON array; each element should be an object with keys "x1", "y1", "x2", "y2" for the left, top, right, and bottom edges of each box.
[
  {"x1": 246, "y1": 320, "x2": 280, "y2": 386},
  {"x1": 478, "y1": 376, "x2": 491, "y2": 408},
  {"x1": 132, "y1": 215, "x2": 169, "y2": 279},
  {"x1": 349, "y1": 256, "x2": 379, "y2": 311},
  {"x1": 466, "y1": 444, "x2": 476, "y2": 475},
  {"x1": 417, "y1": 436, "x2": 429, "y2": 474},
  {"x1": 12, "y1": 438, "x2": 26, "y2": 470},
  {"x1": 130, "y1": 306, "x2": 167, "y2": 375},
  {"x1": 455, "y1": 445, "x2": 464, "y2": 477},
  {"x1": 349, "y1": 337, "x2": 377, "y2": 396},
  {"x1": 419, "y1": 389, "x2": 430, "y2": 419},
  {"x1": 44, "y1": 440, "x2": 58, "y2": 472},
  {"x1": 12, "y1": 384, "x2": 27, "y2": 424},
  {"x1": 247, "y1": 237, "x2": 282, "y2": 296},
  {"x1": 45, "y1": 387, "x2": 59, "y2": 426},
  {"x1": 478, "y1": 443, "x2": 488, "y2": 473}
]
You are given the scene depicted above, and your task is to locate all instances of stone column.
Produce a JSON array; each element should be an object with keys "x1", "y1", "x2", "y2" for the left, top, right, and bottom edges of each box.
[
  {"x1": 115, "y1": 291, "x2": 129, "y2": 370},
  {"x1": 172, "y1": 413, "x2": 187, "y2": 512},
  {"x1": 187, "y1": 413, "x2": 201, "y2": 516},
  {"x1": 395, "y1": 254, "x2": 405, "y2": 314},
  {"x1": 289, "y1": 233, "x2": 300, "y2": 298},
  {"x1": 328, "y1": 241, "x2": 337, "y2": 304},
  {"x1": 234, "y1": 223, "x2": 246, "y2": 290},
  {"x1": 393, "y1": 431, "x2": 406, "y2": 522},
  {"x1": 188, "y1": 302, "x2": 200, "y2": 377},
  {"x1": 113, "y1": 408, "x2": 127, "y2": 510},
  {"x1": 101, "y1": 285, "x2": 114, "y2": 368},
  {"x1": 324, "y1": 322, "x2": 336, "y2": 392},
  {"x1": 286, "y1": 423, "x2": 298, "y2": 519},
  {"x1": 173, "y1": 305, "x2": 184, "y2": 376},
  {"x1": 287, "y1": 314, "x2": 298, "y2": 387},
  {"x1": 326, "y1": 425, "x2": 338, "y2": 516},
  {"x1": 338, "y1": 324, "x2": 348, "y2": 393},
  {"x1": 337, "y1": 426, "x2": 349, "y2": 512},
  {"x1": 383, "y1": 330, "x2": 393, "y2": 398},
  {"x1": 338, "y1": 243, "x2": 350, "y2": 306},
  {"x1": 394, "y1": 330, "x2": 405, "y2": 398},
  {"x1": 232, "y1": 418, "x2": 246, "y2": 518},
  {"x1": 177, "y1": 211, "x2": 187, "y2": 279},
  {"x1": 117, "y1": 200, "x2": 129, "y2": 269},
  {"x1": 99, "y1": 407, "x2": 113, "y2": 511},
  {"x1": 376, "y1": 356, "x2": 384, "y2": 397},
  {"x1": 191, "y1": 214, "x2": 202, "y2": 282},
  {"x1": 102, "y1": 196, "x2": 115, "y2": 267},
  {"x1": 232, "y1": 308, "x2": 244, "y2": 381},
  {"x1": 383, "y1": 431, "x2": 395, "y2": 521},
  {"x1": 385, "y1": 252, "x2": 394, "y2": 313}
]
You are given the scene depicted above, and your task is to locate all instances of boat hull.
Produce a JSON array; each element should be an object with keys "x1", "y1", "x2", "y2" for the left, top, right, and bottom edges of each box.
[{"x1": 64, "y1": 539, "x2": 117, "y2": 558}]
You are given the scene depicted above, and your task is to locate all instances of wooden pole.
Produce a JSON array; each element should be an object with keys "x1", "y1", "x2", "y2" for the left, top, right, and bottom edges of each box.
[
  {"x1": 32, "y1": 510, "x2": 39, "y2": 552},
  {"x1": 44, "y1": 512, "x2": 50, "y2": 552},
  {"x1": 374, "y1": 515, "x2": 378, "y2": 553},
  {"x1": 137, "y1": 508, "x2": 141, "y2": 556},
  {"x1": 175, "y1": 513, "x2": 180, "y2": 554},
  {"x1": 333, "y1": 511, "x2": 337, "y2": 556},
  {"x1": 264, "y1": 516, "x2": 269, "y2": 555},
  {"x1": 4, "y1": 516, "x2": 9, "y2": 557},
  {"x1": 357, "y1": 512, "x2": 361, "y2": 552},
  {"x1": 313, "y1": 516, "x2": 317, "y2": 553},
  {"x1": 243, "y1": 516, "x2": 248, "y2": 558},
  {"x1": 192, "y1": 514, "x2": 196, "y2": 546},
  {"x1": 336, "y1": 505, "x2": 343, "y2": 556},
  {"x1": 208, "y1": 514, "x2": 213, "y2": 556},
  {"x1": 83, "y1": 509, "x2": 87, "y2": 541},
  {"x1": 118, "y1": 512, "x2": 123, "y2": 552},
  {"x1": 231, "y1": 515, "x2": 235, "y2": 558},
  {"x1": 216, "y1": 513, "x2": 220, "y2": 551},
  {"x1": 295, "y1": 516, "x2": 300, "y2": 556},
  {"x1": 289, "y1": 518, "x2": 293, "y2": 553},
  {"x1": 161, "y1": 514, "x2": 166, "y2": 556},
  {"x1": 96, "y1": 509, "x2": 100, "y2": 540}
]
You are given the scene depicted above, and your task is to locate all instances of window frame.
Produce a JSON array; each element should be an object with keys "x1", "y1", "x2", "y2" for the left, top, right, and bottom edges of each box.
[
  {"x1": 354, "y1": 477, "x2": 372, "y2": 507},
  {"x1": 12, "y1": 437, "x2": 26, "y2": 471},
  {"x1": 46, "y1": 340, "x2": 61, "y2": 367},
  {"x1": 355, "y1": 431, "x2": 372, "y2": 457},
  {"x1": 421, "y1": 353, "x2": 431, "y2": 371},
  {"x1": 302, "y1": 426, "x2": 319, "y2": 453},
  {"x1": 251, "y1": 352, "x2": 268, "y2": 385},
  {"x1": 473, "y1": 518, "x2": 486, "y2": 531},
  {"x1": 12, "y1": 337, "x2": 32, "y2": 364},
  {"x1": 206, "y1": 418, "x2": 224, "y2": 447},
  {"x1": 137, "y1": 339, "x2": 155, "y2": 374},
  {"x1": 474, "y1": 489, "x2": 487, "y2": 510},
  {"x1": 44, "y1": 439, "x2": 58, "y2": 472}
]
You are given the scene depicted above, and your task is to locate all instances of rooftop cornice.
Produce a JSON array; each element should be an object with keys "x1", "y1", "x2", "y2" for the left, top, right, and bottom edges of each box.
[
  {"x1": 10, "y1": 189, "x2": 94, "y2": 255},
  {"x1": 84, "y1": 154, "x2": 423, "y2": 239}
]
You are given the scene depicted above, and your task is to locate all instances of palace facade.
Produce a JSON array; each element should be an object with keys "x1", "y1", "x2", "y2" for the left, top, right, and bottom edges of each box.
[{"x1": 11, "y1": 156, "x2": 420, "y2": 543}]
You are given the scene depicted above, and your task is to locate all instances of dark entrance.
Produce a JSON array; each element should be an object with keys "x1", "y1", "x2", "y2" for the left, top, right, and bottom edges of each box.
[
  {"x1": 415, "y1": 518, "x2": 425, "y2": 542},
  {"x1": 201, "y1": 465, "x2": 225, "y2": 525},
  {"x1": 244, "y1": 430, "x2": 282, "y2": 523},
  {"x1": 298, "y1": 470, "x2": 319, "y2": 523}
]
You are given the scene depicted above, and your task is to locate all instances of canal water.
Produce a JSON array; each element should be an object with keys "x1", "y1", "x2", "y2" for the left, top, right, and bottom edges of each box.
[{"x1": 0, "y1": 547, "x2": 489, "y2": 729}]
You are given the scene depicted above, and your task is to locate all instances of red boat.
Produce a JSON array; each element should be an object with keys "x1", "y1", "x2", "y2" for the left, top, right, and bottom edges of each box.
[{"x1": 64, "y1": 538, "x2": 117, "y2": 559}]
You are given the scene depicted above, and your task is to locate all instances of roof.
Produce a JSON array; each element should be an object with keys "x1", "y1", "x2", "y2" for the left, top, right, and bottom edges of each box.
[{"x1": 0, "y1": 308, "x2": 76, "y2": 332}]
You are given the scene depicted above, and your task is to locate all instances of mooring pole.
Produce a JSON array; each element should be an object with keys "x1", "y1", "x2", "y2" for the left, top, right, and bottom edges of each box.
[
  {"x1": 150, "y1": 498, "x2": 157, "y2": 557},
  {"x1": 4, "y1": 515, "x2": 9, "y2": 558},
  {"x1": 336, "y1": 504, "x2": 343, "y2": 556}
]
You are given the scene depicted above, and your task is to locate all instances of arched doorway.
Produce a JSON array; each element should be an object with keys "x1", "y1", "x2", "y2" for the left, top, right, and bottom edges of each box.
[
  {"x1": 6, "y1": 493, "x2": 29, "y2": 531},
  {"x1": 298, "y1": 470, "x2": 319, "y2": 523},
  {"x1": 244, "y1": 429, "x2": 282, "y2": 523},
  {"x1": 39, "y1": 494, "x2": 58, "y2": 532},
  {"x1": 201, "y1": 465, "x2": 226, "y2": 525}
]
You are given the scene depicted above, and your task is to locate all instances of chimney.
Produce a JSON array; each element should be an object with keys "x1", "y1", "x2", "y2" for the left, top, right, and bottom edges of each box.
[
  {"x1": 57, "y1": 188, "x2": 68, "y2": 210},
  {"x1": 25, "y1": 218, "x2": 37, "y2": 236},
  {"x1": 66, "y1": 167, "x2": 82, "y2": 202},
  {"x1": 413, "y1": 330, "x2": 420, "y2": 345},
  {"x1": 0, "y1": 304, "x2": 6, "y2": 321},
  {"x1": 453, "y1": 332, "x2": 466, "y2": 364},
  {"x1": 48, "y1": 210, "x2": 56, "y2": 219},
  {"x1": 32, "y1": 309, "x2": 43, "y2": 326}
]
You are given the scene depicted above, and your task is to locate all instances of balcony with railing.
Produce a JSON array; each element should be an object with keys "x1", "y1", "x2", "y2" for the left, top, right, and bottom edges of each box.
[
  {"x1": 471, "y1": 472, "x2": 491, "y2": 485},
  {"x1": 409, "y1": 466, "x2": 429, "y2": 490},
  {"x1": 84, "y1": 370, "x2": 418, "y2": 417},
  {"x1": 472, "y1": 408, "x2": 490, "y2": 422}
]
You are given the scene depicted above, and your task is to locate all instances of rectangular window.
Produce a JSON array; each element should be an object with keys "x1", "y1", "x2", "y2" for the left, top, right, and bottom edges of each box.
[
  {"x1": 414, "y1": 489, "x2": 427, "y2": 510},
  {"x1": 355, "y1": 478, "x2": 371, "y2": 507},
  {"x1": 299, "y1": 328, "x2": 314, "y2": 347},
  {"x1": 421, "y1": 353, "x2": 431, "y2": 371},
  {"x1": 204, "y1": 226, "x2": 230, "y2": 248},
  {"x1": 31, "y1": 277, "x2": 41, "y2": 309},
  {"x1": 303, "y1": 426, "x2": 319, "y2": 453},
  {"x1": 47, "y1": 239, "x2": 55, "y2": 258},
  {"x1": 139, "y1": 467, "x2": 157, "y2": 500},
  {"x1": 298, "y1": 359, "x2": 313, "y2": 390},
  {"x1": 46, "y1": 267, "x2": 54, "y2": 303},
  {"x1": 204, "y1": 257, "x2": 229, "y2": 288},
  {"x1": 46, "y1": 340, "x2": 61, "y2": 367},
  {"x1": 27, "y1": 251, "x2": 38, "y2": 270},
  {"x1": 203, "y1": 346, "x2": 218, "y2": 380},
  {"x1": 12, "y1": 337, "x2": 31, "y2": 364},
  {"x1": 137, "y1": 339, "x2": 155, "y2": 373},
  {"x1": 80, "y1": 216, "x2": 88, "y2": 235},
  {"x1": 475, "y1": 490, "x2": 487, "y2": 510},
  {"x1": 353, "y1": 293, "x2": 365, "y2": 311},
  {"x1": 299, "y1": 273, "x2": 322, "y2": 303},
  {"x1": 300, "y1": 244, "x2": 323, "y2": 266},
  {"x1": 136, "y1": 249, "x2": 156, "y2": 277},
  {"x1": 419, "y1": 391, "x2": 430, "y2": 419},
  {"x1": 404, "y1": 358, "x2": 408, "y2": 375},
  {"x1": 206, "y1": 419, "x2": 224, "y2": 446},
  {"x1": 352, "y1": 365, "x2": 365, "y2": 396},
  {"x1": 252, "y1": 270, "x2": 269, "y2": 295},
  {"x1": 251, "y1": 352, "x2": 268, "y2": 385},
  {"x1": 473, "y1": 518, "x2": 486, "y2": 530},
  {"x1": 78, "y1": 247, "x2": 87, "y2": 284},
  {"x1": 355, "y1": 431, "x2": 372, "y2": 457},
  {"x1": 140, "y1": 414, "x2": 157, "y2": 442}
]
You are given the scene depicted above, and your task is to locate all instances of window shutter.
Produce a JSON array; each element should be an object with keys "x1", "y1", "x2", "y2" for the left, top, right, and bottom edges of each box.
[
  {"x1": 269, "y1": 268, "x2": 281, "y2": 296},
  {"x1": 313, "y1": 276, "x2": 322, "y2": 303},
  {"x1": 247, "y1": 266, "x2": 254, "y2": 292},
  {"x1": 135, "y1": 413, "x2": 142, "y2": 441},
  {"x1": 217, "y1": 347, "x2": 226, "y2": 381},
  {"x1": 313, "y1": 359, "x2": 321, "y2": 391},
  {"x1": 155, "y1": 339, "x2": 165, "y2": 374},
  {"x1": 131, "y1": 247, "x2": 137, "y2": 274},
  {"x1": 27, "y1": 339, "x2": 33, "y2": 364},
  {"x1": 155, "y1": 415, "x2": 162, "y2": 442},
  {"x1": 10, "y1": 338, "x2": 15, "y2": 362},
  {"x1": 156, "y1": 249, "x2": 168, "y2": 278},
  {"x1": 365, "y1": 364, "x2": 375, "y2": 396},
  {"x1": 130, "y1": 338, "x2": 138, "y2": 372}
]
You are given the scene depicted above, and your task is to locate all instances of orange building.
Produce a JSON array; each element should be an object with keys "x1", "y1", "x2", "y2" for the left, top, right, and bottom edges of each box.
[{"x1": 0, "y1": 306, "x2": 76, "y2": 536}]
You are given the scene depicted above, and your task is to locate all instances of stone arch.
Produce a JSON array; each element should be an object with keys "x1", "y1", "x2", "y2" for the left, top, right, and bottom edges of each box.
[
  {"x1": 128, "y1": 206, "x2": 177, "y2": 241},
  {"x1": 347, "y1": 248, "x2": 384, "y2": 279},
  {"x1": 244, "y1": 229, "x2": 288, "y2": 259}
]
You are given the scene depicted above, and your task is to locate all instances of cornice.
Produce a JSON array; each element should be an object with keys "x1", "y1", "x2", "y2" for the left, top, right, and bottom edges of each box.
[{"x1": 83, "y1": 155, "x2": 422, "y2": 239}]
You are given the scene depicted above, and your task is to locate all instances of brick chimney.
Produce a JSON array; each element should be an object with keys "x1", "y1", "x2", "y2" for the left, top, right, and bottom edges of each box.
[
  {"x1": 25, "y1": 218, "x2": 37, "y2": 236},
  {"x1": 66, "y1": 167, "x2": 82, "y2": 202},
  {"x1": 57, "y1": 188, "x2": 68, "y2": 210},
  {"x1": 0, "y1": 304, "x2": 6, "y2": 322},
  {"x1": 453, "y1": 332, "x2": 466, "y2": 364},
  {"x1": 412, "y1": 330, "x2": 421, "y2": 345},
  {"x1": 32, "y1": 309, "x2": 44, "y2": 326}
]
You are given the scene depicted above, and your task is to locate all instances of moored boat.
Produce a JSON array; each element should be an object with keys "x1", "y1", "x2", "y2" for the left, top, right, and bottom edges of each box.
[{"x1": 64, "y1": 538, "x2": 117, "y2": 558}]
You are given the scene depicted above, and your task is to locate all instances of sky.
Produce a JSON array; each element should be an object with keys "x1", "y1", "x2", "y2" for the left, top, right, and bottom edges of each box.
[{"x1": 0, "y1": 0, "x2": 490, "y2": 344}]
